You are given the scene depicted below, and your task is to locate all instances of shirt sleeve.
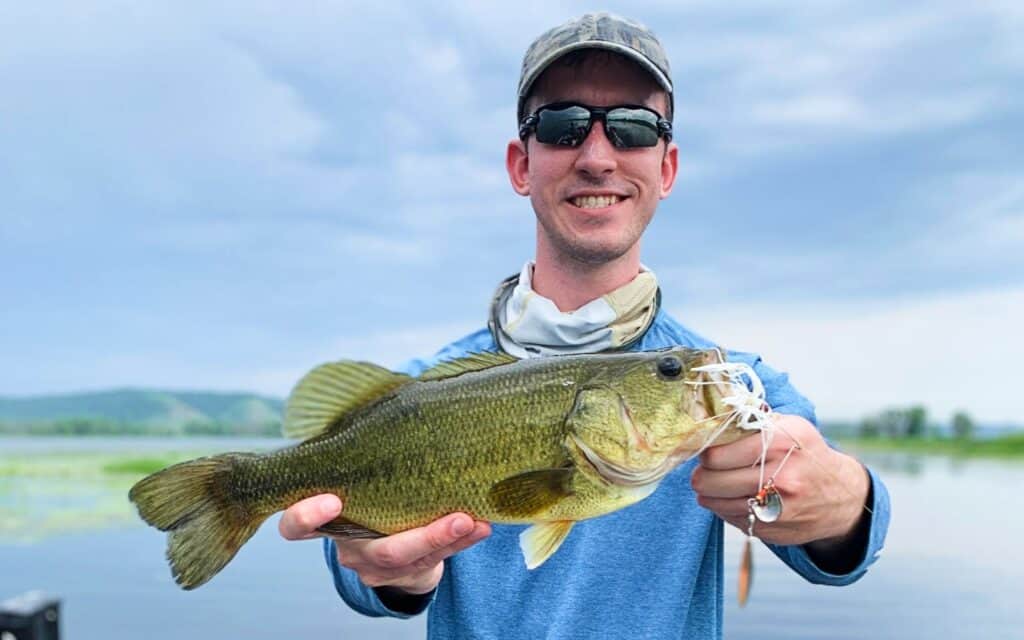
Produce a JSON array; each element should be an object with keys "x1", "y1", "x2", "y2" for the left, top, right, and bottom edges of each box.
[
  {"x1": 767, "y1": 466, "x2": 891, "y2": 585},
  {"x1": 322, "y1": 538, "x2": 436, "y2": 618},
  {"x1": 727, "y1": 351, "x2": 892, "y2": 585}
]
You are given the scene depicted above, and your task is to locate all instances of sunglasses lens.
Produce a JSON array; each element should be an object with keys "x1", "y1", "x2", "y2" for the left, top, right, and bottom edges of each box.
[
  {"x1": 535, "y1": 105, "x2": 593, "y2": 146},
  {"x1": 529, "y1": 104, "x2": 665, "y2": 148},
  {"x1": 606, "y1": 108, "x2": 660, "y2": 148}
]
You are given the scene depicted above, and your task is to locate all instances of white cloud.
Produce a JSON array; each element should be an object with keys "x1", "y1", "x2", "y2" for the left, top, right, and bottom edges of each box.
[
  {"x1": 677, "y1": 286, "x2": 1024, "y2": 424},
  {"x1": 339, "y1": 233, "x2": 435, "y2": 265},
  {"x1": 2, "y1": 1, "x2": 1021, "y2": 399},
  {"x1": 0, "y1": 2, "x2": 333, "y2": 220},
  {"x1": 411, "y1": 41, "x2": 462, "y2": 75},
  {"x1": 746, "y1": 89, "x2": 996, "y2": 135},
  {"x1": 658, "y1": 2, "x2": 1016, "y2": 160},
  {"x1": 908, "y1": 171, "x2": 1024, "y2": 263},
  {"x1": 326, "y1": 323, "x2": 481, "y2": 369},
  {"x1": 392, "y1": 152, "x2": 508, "y2": 203},
  {"x1": 750, "y1": 94, "x2": 865, "y2": 128},
  {"x1": 233, "y1": 321, "x2": 481, "y2": 396}
]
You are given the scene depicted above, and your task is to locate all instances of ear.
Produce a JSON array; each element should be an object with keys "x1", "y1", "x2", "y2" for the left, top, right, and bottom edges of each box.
[
  {"x1": 506, "y1": 139, "x2": 530, "y2": 196},
  {"x1": 659, "y1": 141, "x2": 679, "y2": 199}
]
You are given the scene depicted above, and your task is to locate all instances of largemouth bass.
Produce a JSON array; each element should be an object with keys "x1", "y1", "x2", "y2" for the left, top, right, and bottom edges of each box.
[{"x1": 130, "y1": 347, "x2": 764, "y2": 589}]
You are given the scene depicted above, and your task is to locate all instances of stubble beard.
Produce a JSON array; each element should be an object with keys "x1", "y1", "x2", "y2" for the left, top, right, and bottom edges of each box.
[{"x1": 537, "y1": 214, "x2": 647, "y2": 266}]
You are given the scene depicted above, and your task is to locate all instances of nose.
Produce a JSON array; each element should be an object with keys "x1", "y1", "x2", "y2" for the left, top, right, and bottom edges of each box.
[{"x1": 573, "y1": 121, "x2": 617, "y2": 178}]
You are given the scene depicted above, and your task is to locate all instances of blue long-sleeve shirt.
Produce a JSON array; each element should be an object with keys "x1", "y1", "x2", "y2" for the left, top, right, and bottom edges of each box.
[{"x1": 323, "y1": 309, "x2": 891, "y2": 639}]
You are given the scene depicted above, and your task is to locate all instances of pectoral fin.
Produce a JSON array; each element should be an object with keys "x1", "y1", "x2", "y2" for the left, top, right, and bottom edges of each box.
[
  {"x1": 488, "y1": 468, "x2": 574, "y2": 518},
  {"x1": 519, "y1": 521, "x2": 575, "y2": 569}
]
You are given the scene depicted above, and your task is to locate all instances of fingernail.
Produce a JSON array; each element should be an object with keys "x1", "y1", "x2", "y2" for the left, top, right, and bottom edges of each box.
[
  {"x1": 452, "y1": 518, "x2": 471, "y2": 537},
  {"x1": 320, "y1": 496, "x2": 341, "y2": 517}
]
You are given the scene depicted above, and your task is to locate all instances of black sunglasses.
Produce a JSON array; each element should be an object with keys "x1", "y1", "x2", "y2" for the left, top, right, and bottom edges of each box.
[{"x1": 519, "y1": 102, "x2": 672, "y2": 149}]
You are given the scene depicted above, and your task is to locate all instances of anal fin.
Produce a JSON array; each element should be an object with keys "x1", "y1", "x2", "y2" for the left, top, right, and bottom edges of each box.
[
  {"x1": 519, "y1": 521, "x2": 575, "y2": 569},
  {"x1": 317, "y1": 516, "x2": 386, "y2": 539}
]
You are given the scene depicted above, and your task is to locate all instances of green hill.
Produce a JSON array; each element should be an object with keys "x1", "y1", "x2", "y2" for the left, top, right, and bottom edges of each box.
[{"x1": 0, "y1": 389, "x2": 284, "y2": 436}]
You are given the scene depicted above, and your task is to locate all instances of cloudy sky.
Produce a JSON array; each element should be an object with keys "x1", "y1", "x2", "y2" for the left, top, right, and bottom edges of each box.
[{"x1": 2, "y1": 1, "x2": 1021, "y2": 423}]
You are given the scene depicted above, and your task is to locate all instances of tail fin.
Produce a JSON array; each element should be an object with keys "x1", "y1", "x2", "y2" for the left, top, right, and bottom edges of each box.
[{"x1": 129, "y1": 453, "x2": 267, "y2": 590}]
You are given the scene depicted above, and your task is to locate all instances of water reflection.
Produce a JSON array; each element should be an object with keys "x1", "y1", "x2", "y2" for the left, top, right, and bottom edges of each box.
[
  {"x1": 0, "y1": 437, "x2": 285, "y2": 540},
  {"x1": 853, "y1": 451, "x2": 927, "y2": 476},
  {"x1": 724, "y1": 451, "x2": 1023, "y2": 638},
  {"x1": 1, "y1": 439, "x2": 1021, "y2": 639}
]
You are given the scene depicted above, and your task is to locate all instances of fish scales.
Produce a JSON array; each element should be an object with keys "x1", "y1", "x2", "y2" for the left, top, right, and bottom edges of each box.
[{"x1": 265, "y1": 355, "x2": 591, "y2": 531}]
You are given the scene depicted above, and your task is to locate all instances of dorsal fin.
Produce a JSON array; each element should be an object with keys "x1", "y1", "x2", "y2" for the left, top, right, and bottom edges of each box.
[
  {"x1": 417, "y1": 351, "x2": 519, "y2": 382},
  {"x1": 283, "y1": 361, "x2": 412, "y2": 439}
]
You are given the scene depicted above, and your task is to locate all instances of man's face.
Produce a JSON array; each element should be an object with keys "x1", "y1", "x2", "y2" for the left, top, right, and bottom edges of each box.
[{"x1": 507, "y1": 55, "x2": 679, "y2": 266}]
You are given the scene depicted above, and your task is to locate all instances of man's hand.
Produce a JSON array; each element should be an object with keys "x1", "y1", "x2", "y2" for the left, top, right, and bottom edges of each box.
[
  {"x1": 691, "y1": 414, "x2": 870, "y2": 554},
  {"x1": 279, "y1": 494, "x2": 492, "y2": 595}
]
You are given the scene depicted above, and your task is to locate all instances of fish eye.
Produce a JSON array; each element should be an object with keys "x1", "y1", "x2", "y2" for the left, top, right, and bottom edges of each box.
[{"x1": 656, "y1": 355, "x2": 683, "y2": 379}]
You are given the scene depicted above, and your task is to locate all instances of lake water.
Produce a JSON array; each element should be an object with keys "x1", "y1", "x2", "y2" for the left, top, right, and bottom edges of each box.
[{"x1": 1, "y1": 438, "x2": 1021, "y2": 639}]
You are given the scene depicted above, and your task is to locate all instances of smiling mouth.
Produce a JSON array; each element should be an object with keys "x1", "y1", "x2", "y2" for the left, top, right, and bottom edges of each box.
[{"x1": 571, "y1": 194, "x2": 622, "y2": 209}]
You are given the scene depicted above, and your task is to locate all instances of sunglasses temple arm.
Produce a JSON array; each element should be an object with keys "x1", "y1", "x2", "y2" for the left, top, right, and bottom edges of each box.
[{"x1": 519, "y1": 115, "x2": 538, "y2": 141}]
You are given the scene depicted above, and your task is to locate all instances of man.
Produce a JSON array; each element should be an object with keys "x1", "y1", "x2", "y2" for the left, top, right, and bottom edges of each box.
[{"x1": 280, "y1": 12, "x2": 890, "y2": 639}]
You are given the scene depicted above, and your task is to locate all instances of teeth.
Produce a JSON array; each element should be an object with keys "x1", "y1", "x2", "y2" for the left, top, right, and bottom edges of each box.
[{"x1": 572, "y1": 195, "x2": 621, "y2": 209}]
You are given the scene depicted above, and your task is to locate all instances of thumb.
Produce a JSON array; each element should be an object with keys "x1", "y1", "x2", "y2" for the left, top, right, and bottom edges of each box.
[{"x1": 279, "y1": 494, "x2": 343, "y2": 540}]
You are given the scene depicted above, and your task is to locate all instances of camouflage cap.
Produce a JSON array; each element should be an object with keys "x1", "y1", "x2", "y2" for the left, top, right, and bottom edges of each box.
[{"x1": 517, "y1": 12, "x2": 673, "y2": 122}]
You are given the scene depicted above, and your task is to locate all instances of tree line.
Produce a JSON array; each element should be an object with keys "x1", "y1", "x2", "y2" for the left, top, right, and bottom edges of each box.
[{"x1": 854, "y1": 405, "x2": 975, "y2": 440}]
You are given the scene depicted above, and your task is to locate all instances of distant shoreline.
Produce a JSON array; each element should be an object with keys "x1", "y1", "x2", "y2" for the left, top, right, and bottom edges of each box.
[
  {"x1": 0, "y1": 430, "x2": 280, "y2": 438},
  {"x1": 838, "y1": 434, "x2": 1024, "y2": 459},
  {"x1": 4, "y1": 431, "x2": 1021, "y2": 461}
]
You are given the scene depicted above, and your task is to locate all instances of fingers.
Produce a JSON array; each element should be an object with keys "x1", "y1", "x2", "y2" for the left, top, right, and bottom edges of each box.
[
  {"x1": 692, "y1": 415, "x2": 813, "y2": 526},
  {"x1": 336, "y1": 513, "x2": 492, "y2": 593},
  {"x1": 357, "y1": 513, "x2": 490, "y2": 571},
  {"x1": 691, "y1": 465, "x2": 761, "y2": 499},
  {"x1": 279, "y1": 494, "x2": 342, "y2": 541},
  {"x1": 402, "y1": 520, "x2": 492, "y2": 573},
  {"x1": 699, "y1": 434, "x2": 765, "y2": 471},
  {"x1": 699, "y1": 415, "x2": 811, "y2": 471},
  {"x1": 694, "y1": 414, "x2": 856, "y2": 546}
]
